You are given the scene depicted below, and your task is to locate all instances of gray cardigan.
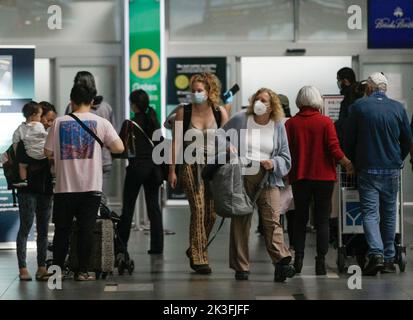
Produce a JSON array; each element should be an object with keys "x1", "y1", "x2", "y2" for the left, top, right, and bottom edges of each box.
[{"x1": 222, "y1": 111, "x2": 291, "y2": 188}]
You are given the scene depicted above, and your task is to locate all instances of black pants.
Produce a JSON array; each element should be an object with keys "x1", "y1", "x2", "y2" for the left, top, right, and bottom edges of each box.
[
  {"x1": 292, "y1": 180, "x2": 334, "y2": 257},
  {"x1": 52, "y1": 192, "x2": 101, "y2": 273},
  {"x1": 116, "y1": 161, "x2": 163, "y2": 254},
  {"x1": 286, "y1": 210, "x2": 295, "y2": 248}
]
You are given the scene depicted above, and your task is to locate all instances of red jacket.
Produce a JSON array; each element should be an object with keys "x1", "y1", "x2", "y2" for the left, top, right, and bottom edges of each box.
[{"x1": 285, "y1": 107, "x2": 344, "y2": 183}]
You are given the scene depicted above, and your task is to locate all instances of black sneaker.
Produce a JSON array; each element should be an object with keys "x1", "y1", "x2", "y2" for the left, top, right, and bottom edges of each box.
[
  {"x1": 315, "y1": 256, "x2": 327, "y2": 275},
  {"x1": 363, "y1": 254, "x2": 384, "y2": 276},
  {"x1": 294, "y1": 255, "x2": 303, "y2": 274},
  {"x1": 235, "y1": 271, "x2": 249, "y2": 281},
  {"x1": 274, "y1": 263, "x2": 296, "y2": 282},
  {"x1": 381, "y1": 261, "x2": 396, "y2": 274}
]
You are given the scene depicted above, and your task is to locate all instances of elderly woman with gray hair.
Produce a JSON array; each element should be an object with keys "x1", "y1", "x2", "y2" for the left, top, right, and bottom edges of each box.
[{"x1": 285, "y1": 86, "x2": 354, "y2": 275}]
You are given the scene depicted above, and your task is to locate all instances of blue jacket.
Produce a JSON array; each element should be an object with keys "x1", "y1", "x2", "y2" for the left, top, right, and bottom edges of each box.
[
  {"x1": 222, "y1": 111, "x2": 291, "y2": 188},
  {"x1": 345, "y1": 91, "x2": 412, "y2": 171}
]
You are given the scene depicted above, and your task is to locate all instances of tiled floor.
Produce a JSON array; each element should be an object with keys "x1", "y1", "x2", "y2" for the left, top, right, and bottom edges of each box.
[{"x1": 1, "y1": 206, "x2": 413, "y2": 300}]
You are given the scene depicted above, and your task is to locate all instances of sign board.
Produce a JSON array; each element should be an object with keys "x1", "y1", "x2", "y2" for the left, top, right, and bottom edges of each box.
[
  {"x1": 165, "y1": 57, "x2": 227, "y2": 201},
  {"x1": 341, "y1": 188, "x2": 400, "y2": 234},
  {"x1": 322, "y1": 95, "x2": 343, "y2": 122},
  {"x1": 368, "y1": 0, "x2": 413, "y2": 48},
  {"x1": 129, "y1": 0, "x2": 162, "y2": 120}
]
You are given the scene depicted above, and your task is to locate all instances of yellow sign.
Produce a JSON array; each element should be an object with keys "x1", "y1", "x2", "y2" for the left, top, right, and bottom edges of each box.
[
  {"x1": 130, "y1": 48, "x2": 159, "y2": 79},
  {"x1": 175, "y1": 75, "x2": 189, "y2": 90}
]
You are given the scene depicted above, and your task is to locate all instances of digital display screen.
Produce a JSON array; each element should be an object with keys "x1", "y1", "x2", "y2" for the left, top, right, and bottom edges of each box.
[{"x1": 0, "y1": 56, "x2": 13, "y2": 98}]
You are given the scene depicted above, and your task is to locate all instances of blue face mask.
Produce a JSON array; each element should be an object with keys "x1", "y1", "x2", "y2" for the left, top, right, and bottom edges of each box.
[{"x1": 191, "y1": 91, "x2": 207, "y2": 105}]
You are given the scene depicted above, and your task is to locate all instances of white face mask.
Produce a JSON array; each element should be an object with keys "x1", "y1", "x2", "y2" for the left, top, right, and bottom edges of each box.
[
  {"x1": 191, "y1": 91, "x2": 207, "y2": 105},
  {"x1": 253, "y1": 100, "x2": 268, "y2": 116}
]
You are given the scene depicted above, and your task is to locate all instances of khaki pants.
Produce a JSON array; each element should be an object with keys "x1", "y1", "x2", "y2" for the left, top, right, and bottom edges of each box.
[
  {"x1": 230, "y1": 168, "x2": 291, "y2": 271},
  {"x1": 181, "y1": 164, "x2": 216, "y2": 265}
]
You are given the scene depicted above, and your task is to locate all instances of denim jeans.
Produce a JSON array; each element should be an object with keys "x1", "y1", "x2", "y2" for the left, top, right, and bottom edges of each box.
[
  {"x1": 358, "y1": 171, "x2": 399, "y2": 261},
  {"x1": 16, "y1": 192, "x2": 52, "y2": 269}
]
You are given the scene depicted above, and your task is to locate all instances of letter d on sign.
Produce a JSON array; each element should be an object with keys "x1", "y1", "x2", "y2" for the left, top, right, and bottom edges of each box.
[
  {"x1": 347, "y1": 265, "x2": 362, "y2": 290},
  {"x1": 138, "y1": 55, "x2": 153, "y2": 72},
  {"x1": 131, "y1": 49, "x2": 160, "y2": 79}
]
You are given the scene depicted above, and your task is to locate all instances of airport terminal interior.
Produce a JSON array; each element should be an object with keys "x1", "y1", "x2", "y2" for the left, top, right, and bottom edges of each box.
[{"x1": 1, "y1": 0, "x2": 413, "y2": 302}]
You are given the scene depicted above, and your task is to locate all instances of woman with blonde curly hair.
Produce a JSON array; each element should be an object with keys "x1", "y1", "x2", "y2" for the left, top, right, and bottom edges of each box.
[
  {"x1": 222, "y1": 87, "x2": 295, "y2": 282},
  {"x1": 169, "y1": 73, "x2": 228, "y2": 274}
]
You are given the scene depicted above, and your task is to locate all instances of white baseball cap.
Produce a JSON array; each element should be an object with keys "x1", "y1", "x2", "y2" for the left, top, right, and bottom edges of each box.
[{"x1": 368, "y1": 72, "x2": 388, "y2": 86}]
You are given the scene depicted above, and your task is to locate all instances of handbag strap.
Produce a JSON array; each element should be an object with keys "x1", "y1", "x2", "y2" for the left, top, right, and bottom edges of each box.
[
  {"x1": 68, "y1": 113, "x2": 103, "y2": 148},
  {"x1": 204, "y1": 217, "x2": 225, "y2": 251},
  {"x1": 129, "y1": 120, "x2": 155, "y2": 148},
  {"x1": 252, "y1": 170, "x2": 270, "y2": 207}
]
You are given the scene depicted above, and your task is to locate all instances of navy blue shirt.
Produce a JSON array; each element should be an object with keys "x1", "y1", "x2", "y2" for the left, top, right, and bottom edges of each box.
[{"x1": 345, "y1": 91, "x2": 412, "y2": 171}]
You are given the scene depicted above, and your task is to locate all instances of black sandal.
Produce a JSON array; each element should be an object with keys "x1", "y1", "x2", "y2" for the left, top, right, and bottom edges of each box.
[{"x1": 35, "y1": 273, "x2": 52, "y2": 281}]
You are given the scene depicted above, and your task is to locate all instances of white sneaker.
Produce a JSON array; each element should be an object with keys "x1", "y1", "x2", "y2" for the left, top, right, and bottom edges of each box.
[
  {"x1": 13, "y1": 180, "x2": 28, "y2": 188},
  {"x1": 75, "y1": 272, "x2": 96, "y2": 281}
]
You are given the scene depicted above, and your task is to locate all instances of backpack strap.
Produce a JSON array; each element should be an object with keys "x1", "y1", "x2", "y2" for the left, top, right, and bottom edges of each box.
[
  {"x1": 212, "y1": 106, "x2": 222, "y2": 128},
  {"x1": 252, "y1": 171, "x2": 270, "y2": 207},
  {"x1": 182, "y1": 103, "x2": 192, "y2": 134}
]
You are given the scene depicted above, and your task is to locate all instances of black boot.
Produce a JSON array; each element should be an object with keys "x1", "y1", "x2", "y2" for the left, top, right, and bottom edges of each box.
[
  {"x1": 191, "y1": 264, "x2": 212, "y2": 274},
  {"x1": 381, "y1": 261, "x2": 396, "y2": 274},
  {"x1": 294, "y1": 254, "x2": 303, "y2": 274},
  {"x1": 363, "y1": 254, "x2": 384, "y2": 276},
  {"x1": 274, "y1": 257, "x2": 296, "y2": 282},
  {"x1": 315, "y1": 256, "x2": 326, "y2": 275},
  {"x1": 235, "y1": 271, "x2": 249, "y2": 280}
]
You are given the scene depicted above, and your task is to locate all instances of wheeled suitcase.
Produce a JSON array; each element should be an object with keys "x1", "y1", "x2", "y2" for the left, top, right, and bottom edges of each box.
[{"x1": 68, "y1": 218, "x2": 115, "y2": 279}]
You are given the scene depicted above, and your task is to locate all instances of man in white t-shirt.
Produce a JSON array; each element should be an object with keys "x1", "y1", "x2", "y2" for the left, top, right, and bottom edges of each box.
[{"x1": 44, "y1": 84, "x2": 124, "y2": 281}]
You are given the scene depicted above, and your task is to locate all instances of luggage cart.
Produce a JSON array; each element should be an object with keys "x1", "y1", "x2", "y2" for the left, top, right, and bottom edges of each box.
[{"x1": 336, "y1": 168, "x2": 406, "y2": 273}]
